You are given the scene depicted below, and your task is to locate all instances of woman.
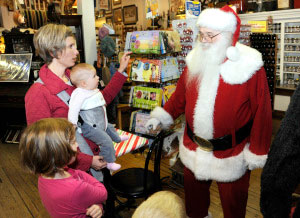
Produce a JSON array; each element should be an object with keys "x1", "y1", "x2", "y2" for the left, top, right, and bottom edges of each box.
[{"x1": 25, "y1": 23, "x2": 131, "y2": 177}]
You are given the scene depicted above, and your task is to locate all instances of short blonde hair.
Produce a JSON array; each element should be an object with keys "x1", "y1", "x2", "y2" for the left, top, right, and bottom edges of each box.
[
  {"x1": 70, "y1": 63, "x2": 95, "y2": 86},
  {"x1": 132, "y1": 191, "x2": 186, "y2": 218},
  {"x1": 19, "y1": 118, "x2": 77, "y2": 177},
  {"x1": 33, "y1": 23, "x2": 75, "y2": 64}
]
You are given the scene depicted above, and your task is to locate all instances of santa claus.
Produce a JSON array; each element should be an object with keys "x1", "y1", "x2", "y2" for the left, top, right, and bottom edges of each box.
[{"x1": 146, "y1": 5, "x2": 272, "y2": 218}]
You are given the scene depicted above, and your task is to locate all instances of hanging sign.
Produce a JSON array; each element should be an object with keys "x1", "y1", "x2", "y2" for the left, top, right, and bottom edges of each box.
[
  {"x1": 146, "y1": 0, "x2": 159, "y2": 19},
  {"x1": 185, "y1": 1, "x2": 201, "y2": 19},
  {"x1": 248, "y1": 20, "x2": 268, "y2": 33}
]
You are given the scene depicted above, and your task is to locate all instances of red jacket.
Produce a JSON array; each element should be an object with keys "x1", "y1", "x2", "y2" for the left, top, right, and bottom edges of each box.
[{"x1": 25, "y1": 64, "x2": 127, "y2": 171}]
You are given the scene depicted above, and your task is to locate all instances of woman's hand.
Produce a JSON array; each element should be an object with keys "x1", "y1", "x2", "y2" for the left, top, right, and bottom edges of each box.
[
  {"x1": 86, "y1": 204, "x2": 103, "y2": 218},
  {"x1": 117, "y1": 51, "x2": 132, "y2": 73},
  {"x1": 91, "y1": 155, "x2": 107, "y2": 170}
]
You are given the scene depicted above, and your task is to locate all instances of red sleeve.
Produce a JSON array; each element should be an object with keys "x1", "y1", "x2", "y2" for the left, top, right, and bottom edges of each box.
[
  {"x1": 72, "y1": 169, "x2": 108, "y2": 207},
  {"x1": 25, "y1": 83, "x2": 52, "y2": 125},
  {"x1": 101, "y1": 72, "x2": 127, "y2": 105},
  {"x1": 163, "y1": 67, "x2": 187, "y2": 120},
  {"x1": 70, "y1": 151, "x2": 93, "y2": 172},
  {"x1": 248, "y1": 67, "x2": 272, "y2": 155},
  {"x1": 70, "y1": 139, "x2": 99, "y2": 171}
]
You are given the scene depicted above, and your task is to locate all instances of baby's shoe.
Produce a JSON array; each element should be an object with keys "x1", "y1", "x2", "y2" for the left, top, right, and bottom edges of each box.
[
  {"x1": 107, "y1": 162, "x2": 121, "y2": 171},
  {"x1": 120, "y1": 135, "x2": 129, "y2": 141}
]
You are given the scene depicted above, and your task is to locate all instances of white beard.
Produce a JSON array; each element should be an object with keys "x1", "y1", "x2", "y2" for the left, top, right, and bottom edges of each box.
[{"x1": 186, "y1": 32, "x2": 232, "y2": 83}]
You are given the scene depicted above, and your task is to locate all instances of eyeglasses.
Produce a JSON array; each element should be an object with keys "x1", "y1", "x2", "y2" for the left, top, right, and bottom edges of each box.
[{"x1": 197, "y1": 32, "x2": 222, "y2": 42}]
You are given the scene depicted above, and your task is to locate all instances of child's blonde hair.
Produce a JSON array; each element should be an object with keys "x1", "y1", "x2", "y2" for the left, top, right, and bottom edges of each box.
[
  {"x1": 19, "y1": 118, "x2": 77, "y2": 177},
  {"x1": 70, "y1": 63, "x2": 95, "y2": 86},
  {"x1": 132, "y1": 191, "x2": 186, "y2": 218}
]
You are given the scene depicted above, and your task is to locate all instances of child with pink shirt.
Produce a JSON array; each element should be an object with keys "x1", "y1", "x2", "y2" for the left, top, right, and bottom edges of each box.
[{"x1": 19, "y1": 118, "x2": 107, "y2": 218}]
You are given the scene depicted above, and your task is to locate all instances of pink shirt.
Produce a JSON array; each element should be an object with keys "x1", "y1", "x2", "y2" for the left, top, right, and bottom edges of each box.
[{"x1": 38, "y1": 168, "x2": 107, "y2": 218}]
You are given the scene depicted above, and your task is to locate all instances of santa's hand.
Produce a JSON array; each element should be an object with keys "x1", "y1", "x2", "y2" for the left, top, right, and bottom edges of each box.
[{"x1": 146, "y1": 118, "x2": 161, "y2": 130}]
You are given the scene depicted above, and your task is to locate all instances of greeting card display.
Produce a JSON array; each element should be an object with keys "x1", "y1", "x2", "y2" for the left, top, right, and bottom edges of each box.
[
  {"x1": 160, "y1": 57, "x2": 180, "y2": 82},
  {"x1": 130, "y1": 110, "x2": 160, "y2": 136},
  {"x1": 162, "y1": 83, "x2": 177, "y2": 105},
  {"x1": 131, "y1": 59, "x2": 161, "y2": 83},
  {"x1": 130, "y1": 31, "x2": 161, "y2": 54},
  {"x1": 127, "y1": 30, "x2": 181, "y2": 54},
  {"x1": 132, "y1": 86, "x2": 163, "y2": 110}
]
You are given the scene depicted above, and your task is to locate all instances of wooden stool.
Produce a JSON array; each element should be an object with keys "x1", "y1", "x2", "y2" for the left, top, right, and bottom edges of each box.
[{"x1": 116, "y1": 104, "x2": 131, "y2": 129}]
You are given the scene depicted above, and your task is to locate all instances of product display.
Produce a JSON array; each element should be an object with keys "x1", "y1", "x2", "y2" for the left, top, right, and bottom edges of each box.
[
  {"x1": 250, "y1": 33, "x2": 277, "y2": 109},
  {"x1": 132, "y1": 86, "x2": 163, "y2": 110},
  {"x1": 172, "y1": 18, "x2": 199, "y2": 73},
  {"x1": 128, "y1": 30, "x2": 181, "y2": 55},
  {"x1": 129, "y1": 110, "x2": 160, "y2": 136},
  {"x1": 129, "y1": 57, "x2": 180, "y2": 83}
]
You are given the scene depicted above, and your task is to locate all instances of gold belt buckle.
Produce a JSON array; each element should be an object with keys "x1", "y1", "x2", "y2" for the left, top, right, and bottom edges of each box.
[{"x1": 192, "y1": 135, "x2": 214, "y2": 152}]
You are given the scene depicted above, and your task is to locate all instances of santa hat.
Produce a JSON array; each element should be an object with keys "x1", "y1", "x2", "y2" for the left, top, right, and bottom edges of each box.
[{"x1": 197, "y1": 5, "x2": 241, "y2": 61}]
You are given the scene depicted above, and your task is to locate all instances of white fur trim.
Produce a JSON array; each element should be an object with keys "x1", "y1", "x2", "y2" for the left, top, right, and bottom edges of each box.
[
  {"x1": 197, "y1": 8, "x2": 237, "y2": 33},
  {"x1": 150, "y1": 106, "x2": 174, "y2": 129},
  {"x1": 179, "y1": 136, "x2": 267, "y2": 182},
  {"x1": 226, "y1": 46, "x2": 240, "y2": 61},
  {"x1": 179, "y1": 136, "x2": 247, "y2": 182},
  {"x1": 220, "y1": 43, "x2": 264, "y2": 84},
  {"x1": 193, "y1": 67, "x2": 220, "y2": 138},
  {"x1": 244, "y1": 143, "x2": 268, "y2": 170}
]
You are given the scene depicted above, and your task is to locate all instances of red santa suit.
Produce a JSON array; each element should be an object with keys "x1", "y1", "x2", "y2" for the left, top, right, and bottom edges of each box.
[{"x1": 149, "y1": 6, "x2": 272, "y2": 218}]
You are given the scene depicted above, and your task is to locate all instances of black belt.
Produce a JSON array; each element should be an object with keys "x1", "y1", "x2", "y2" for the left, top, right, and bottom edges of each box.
[{"x1": 186, "y1": 120, "x2": 253, "y2": 151}]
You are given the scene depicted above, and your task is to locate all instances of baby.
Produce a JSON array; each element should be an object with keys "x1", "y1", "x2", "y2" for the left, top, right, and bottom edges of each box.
[{"x1": 68, "y1": 63, "x2": 129, "y2": 172}]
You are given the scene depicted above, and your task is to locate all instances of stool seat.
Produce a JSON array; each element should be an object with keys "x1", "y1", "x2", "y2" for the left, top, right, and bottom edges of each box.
[{"x1": 110, "y1": 168, "x2": 156, "y2": 198}]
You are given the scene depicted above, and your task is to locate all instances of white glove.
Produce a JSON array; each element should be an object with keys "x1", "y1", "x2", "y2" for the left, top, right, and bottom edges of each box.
[{"x1": 145, "y1": 118, "x2": 161, "y2": 130}]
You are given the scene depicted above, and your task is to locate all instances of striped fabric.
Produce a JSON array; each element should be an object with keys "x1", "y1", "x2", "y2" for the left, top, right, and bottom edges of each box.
[{"x1": 113, "y1": 129, "x2": 149, "y2": 157}]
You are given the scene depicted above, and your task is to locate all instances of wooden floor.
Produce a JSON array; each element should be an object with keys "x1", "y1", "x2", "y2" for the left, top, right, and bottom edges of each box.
[{"x1": 0, "y1": 118, "x2": 282, "y2": 218}]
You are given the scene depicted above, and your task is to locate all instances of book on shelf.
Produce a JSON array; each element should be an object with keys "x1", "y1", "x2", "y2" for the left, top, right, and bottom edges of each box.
[
  {"x1": 129, "y1": 57, "x2": 180, "y2": 83},
  {"x1": 132, "y1": 86, "x2": 163, "y2": 110},
  {"x1": 130, "y1": 110, "x2": 160, "y2": 136},
  {"x1": 131, "y1": 59, "x2": 161, "y2": 83},
  {"x1": 162, "y1": 83, "x2": 177, "y2": 105},
  {"x1": 160, "y1": 57, "x2": 180, "y2": 82},
  {"x1": 127, "y1": 30, "x2": 181, "y2": 54}
]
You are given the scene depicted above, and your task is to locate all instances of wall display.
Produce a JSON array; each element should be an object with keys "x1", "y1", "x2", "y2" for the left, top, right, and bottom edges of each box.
[
  {"x1": 113, "y1": 7, "x2": 123, "y2": 23},
  {"x1": 106, "y1": 15, "x2": 113, "y2": 26},
  {"x1": 277, "y1": 0, "x2": 293, "y2": 9},
  {"x1": 123, "y1": 5, "x2": 138, "y2": 25},
  {"x1": 99, "y1": 0, "x2": 109, "y2": 10},
  {"x1": 250, "y1": 33, "x2": 277, "y2": 109},
  {"x1": 0, "y1": 53, "x2": 32, "y2": 82},
  {"x1": 112, "y1": 0, "x2": 121, "y2": 6}
]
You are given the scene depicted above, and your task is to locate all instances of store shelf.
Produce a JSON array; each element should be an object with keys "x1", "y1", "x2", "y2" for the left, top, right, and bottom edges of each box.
[{"x1": 283, "y1": 71, "x2": 300, "y2": 74}]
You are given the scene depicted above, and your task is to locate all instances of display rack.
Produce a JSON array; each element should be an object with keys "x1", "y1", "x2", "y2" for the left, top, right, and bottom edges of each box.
[
  {"x1": 122, "y1": 30, "x2": 182, "y2": 137},
  {"x1": 239, "y1": 8, "x2": 300, "y2": 112}
]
